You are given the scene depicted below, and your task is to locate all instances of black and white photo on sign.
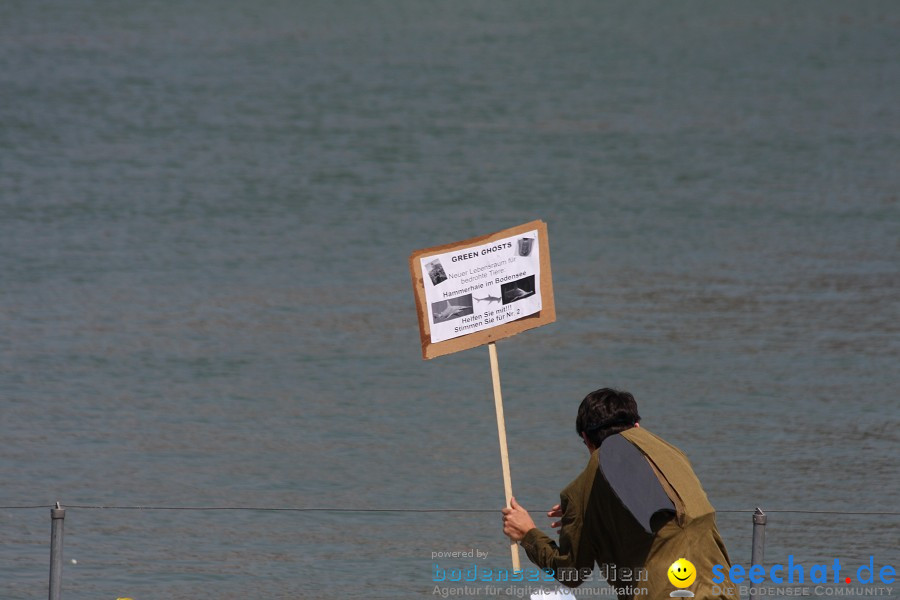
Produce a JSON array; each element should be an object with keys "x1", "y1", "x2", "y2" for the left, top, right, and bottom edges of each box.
[
  {"x1": 425, "y1": 259, "x2": 448, "y2": 285},
  {"x1": 501, "y1": 275, "x2": 536, "y2": 305},
  {"x1": 431, "y1": 294, "x2": 474, "y2": 323},
  {"x1": 517, "y1": 237, "x2": 534, "y2": 256}
]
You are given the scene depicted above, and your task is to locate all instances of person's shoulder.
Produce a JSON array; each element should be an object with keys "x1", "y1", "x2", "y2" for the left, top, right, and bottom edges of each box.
[
  {"x1": 560, "y1": 450, "x2": 600, "y2": 498},
  {"x1": 621, "y1": 426, "x2": 687, "y2": 457}
]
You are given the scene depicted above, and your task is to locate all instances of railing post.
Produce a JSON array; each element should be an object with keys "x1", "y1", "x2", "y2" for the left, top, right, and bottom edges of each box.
[
  {"x1": 49, "y1": 502, "x2": 66, "y2": 600},
  {"x1": 749, "y1": 507, "x2": 766, "y2": 600}
]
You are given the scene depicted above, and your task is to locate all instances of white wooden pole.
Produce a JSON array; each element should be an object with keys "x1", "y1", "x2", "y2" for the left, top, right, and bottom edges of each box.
[{"x1": 488, "y1": 341, "x2": 521, "y2": 570}]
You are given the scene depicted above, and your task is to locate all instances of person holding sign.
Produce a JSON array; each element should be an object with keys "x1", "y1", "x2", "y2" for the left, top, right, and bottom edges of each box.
[{"x1": 501, "y1": 388, "x2": 738, "y2": 600}]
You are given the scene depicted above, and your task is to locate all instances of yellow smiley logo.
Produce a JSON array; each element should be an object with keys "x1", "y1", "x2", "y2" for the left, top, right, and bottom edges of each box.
[{"x1": 668, "y1": 558, "x2": 697, "y2": 588}]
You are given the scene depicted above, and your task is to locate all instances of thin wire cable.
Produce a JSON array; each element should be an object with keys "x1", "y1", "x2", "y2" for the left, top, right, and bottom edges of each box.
[
  {"x1": 2, "y1": 505, "x2": 898, "y2": 516},
  {"x1": 719, "y1": 509, "x2": 900, "y2": 515},
  {"x1": 744, "y1": 509, "x2": 900, "y2": 515},
  {"x1": 65, "y1": 505, "x2": 495, "y2": 513}
]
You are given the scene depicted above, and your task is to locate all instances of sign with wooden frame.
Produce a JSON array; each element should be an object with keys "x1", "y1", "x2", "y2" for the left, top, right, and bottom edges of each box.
[{"x1": 409, "y1": 220, "x2": 556, "y2": 360}]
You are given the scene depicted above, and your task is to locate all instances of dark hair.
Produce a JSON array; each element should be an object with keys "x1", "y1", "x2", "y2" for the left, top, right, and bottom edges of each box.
[{"x1": 576, "y1": 388, "x2": 641, "y2": 447}]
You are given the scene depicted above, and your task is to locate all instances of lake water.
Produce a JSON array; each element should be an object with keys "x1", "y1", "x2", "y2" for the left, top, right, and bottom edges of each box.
[{"x1": 1, "y1": 1, "x2": 898, "y2": 598}]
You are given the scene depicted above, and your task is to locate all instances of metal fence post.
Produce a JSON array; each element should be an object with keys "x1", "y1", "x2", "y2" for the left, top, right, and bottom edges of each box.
[
  {"x1": 49, "y1": 502, "x2": 66, "y2": 600},
  {"x1": 749, "y1": 507, "x2": 766, "y2": 600}
]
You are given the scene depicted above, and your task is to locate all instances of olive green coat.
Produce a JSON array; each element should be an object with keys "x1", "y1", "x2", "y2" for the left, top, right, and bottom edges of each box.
[{"x1": 520, "y1": 427, "x2": 738, "y2": 600}]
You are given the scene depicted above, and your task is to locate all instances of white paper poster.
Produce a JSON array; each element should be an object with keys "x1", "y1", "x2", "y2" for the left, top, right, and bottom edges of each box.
[{"x1": 420, "y1": 230, "x2": 542, "y2": 343}]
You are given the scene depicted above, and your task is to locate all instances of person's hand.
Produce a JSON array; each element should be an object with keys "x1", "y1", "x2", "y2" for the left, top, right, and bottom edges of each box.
[
  {"x1": 547, "y1": 503, "x2": 564, "y2": 529},
  {"x1": 501, "y1": 497, "x2": 536, "y2": 541}
]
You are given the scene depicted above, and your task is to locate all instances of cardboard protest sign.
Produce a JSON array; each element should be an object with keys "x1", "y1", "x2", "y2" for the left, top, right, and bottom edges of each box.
[
  {"x1": 409, "y1": 220, "x2": 555, "y2": 359},
  {"x1": 409, "y1": 220, "x2": 556, "y2": 569}
]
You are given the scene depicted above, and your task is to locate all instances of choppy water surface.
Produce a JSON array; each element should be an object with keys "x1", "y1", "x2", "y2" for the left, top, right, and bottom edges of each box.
[{"x1": 1, "y1": 2, "x2": 898, "y2": 598}]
